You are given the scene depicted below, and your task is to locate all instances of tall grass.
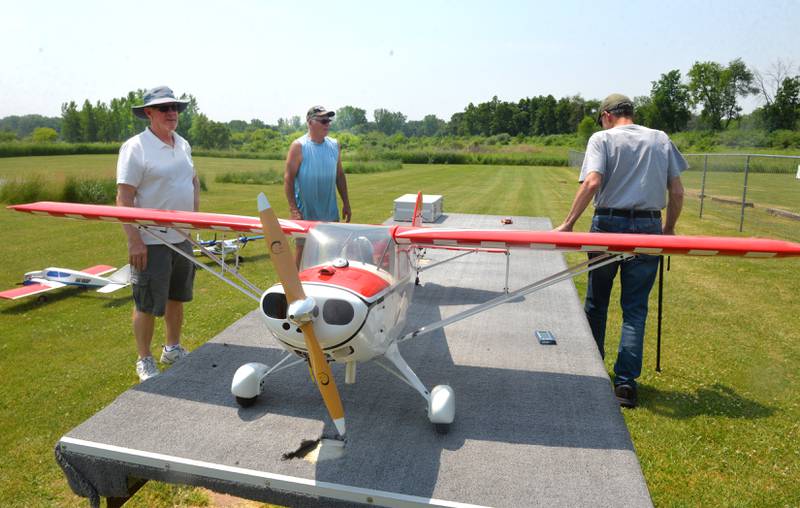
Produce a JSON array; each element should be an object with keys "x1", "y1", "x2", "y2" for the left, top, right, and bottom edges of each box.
[
  {"x1": 62, "y1": 177, "x2": 117, "y2": 204},
  {"x1": 0, "y1": 174, "x2": 207, "y2": 205},
  {"x1": 0, "y1": 142, "x2": 121, "y2": 158},
  {"x1": 0, "y1": 175, "x2": 60, "y2": 203},
  {"x1": 342, "y1": 159, "x2": 403, "y2": 173},
  {"x1": 214, "y1": 169, "x2": 283, "y2": 185}
]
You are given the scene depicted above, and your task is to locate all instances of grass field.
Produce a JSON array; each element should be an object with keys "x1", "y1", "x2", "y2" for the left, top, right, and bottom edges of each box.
[{"x1": 1, "y1": 155, "x2": 799, "y2": 507}]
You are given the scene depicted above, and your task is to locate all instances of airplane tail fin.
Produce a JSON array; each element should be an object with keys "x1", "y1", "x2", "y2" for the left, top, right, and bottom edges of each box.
[
  {"x1": 411, "y1": 192, "x2": 423, "y2": 227},
  {"x1": 108, "y1": 264, "x2": 131, "y2": 284}
]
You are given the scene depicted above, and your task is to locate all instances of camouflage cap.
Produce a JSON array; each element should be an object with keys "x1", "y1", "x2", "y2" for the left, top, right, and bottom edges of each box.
[
  {"x1": 597, "y1": 93, "x2": 633, "y2": 125},
  {"x1": 306, "y1": 105, "x2": 336, "y2": 121}
]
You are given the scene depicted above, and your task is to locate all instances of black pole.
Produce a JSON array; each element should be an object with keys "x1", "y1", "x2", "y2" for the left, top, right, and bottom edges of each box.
[{"x1": 656, "y1": 255, "x2": 665, "y2": 372}]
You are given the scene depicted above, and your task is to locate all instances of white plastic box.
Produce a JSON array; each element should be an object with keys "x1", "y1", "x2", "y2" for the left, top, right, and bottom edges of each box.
[{"x1": 393, "y1": 194, "x2": 443, "y2": 223}]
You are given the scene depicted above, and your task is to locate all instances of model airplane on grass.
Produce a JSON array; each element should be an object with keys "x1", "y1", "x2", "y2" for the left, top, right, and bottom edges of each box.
[
  {"x1": 8, "y1": 195, "x2": 800, "y2": 438},
  {"x1": 193, "y1": 234, "x2": 263, "y2": 267},
  {"x1": 195, "y1": 233, "x2": 264, "y2": 257},
  {"x1": 0, "y1": 264, "x2": 131, "y2": 301}
]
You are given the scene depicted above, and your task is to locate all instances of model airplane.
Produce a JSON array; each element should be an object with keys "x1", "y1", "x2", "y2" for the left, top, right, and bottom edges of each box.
[
  {"x1": 194, "y1": 234, "x2": 263, "y2": 257},
  {"x1": 193, "y1": 233, "x2": 263, "y2": 268},
  {"x1": 9, "y1": 196, "x2": 800, "y2": 438},
  {"x1": 0, "y1": 264, "x2": 131, "y2": 301}
]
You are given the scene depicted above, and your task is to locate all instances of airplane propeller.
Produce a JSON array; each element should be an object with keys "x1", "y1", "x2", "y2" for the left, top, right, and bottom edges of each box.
[{"x1": 257, "y1": 193, "x2": 346, "y2": 437}]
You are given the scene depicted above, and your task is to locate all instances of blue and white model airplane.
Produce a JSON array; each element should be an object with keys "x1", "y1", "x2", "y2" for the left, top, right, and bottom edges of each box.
[{"x1": 0, "y1": 264, "x2": 131, "y2": 301}]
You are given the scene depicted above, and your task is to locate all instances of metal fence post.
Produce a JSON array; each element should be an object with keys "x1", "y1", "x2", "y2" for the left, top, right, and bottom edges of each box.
[
  {"x1": 739, "y1": 155, "x2": 750, "y2": 232},
  {"x1": 699, "y1": 154, "x2": 708, "y2": 218}
]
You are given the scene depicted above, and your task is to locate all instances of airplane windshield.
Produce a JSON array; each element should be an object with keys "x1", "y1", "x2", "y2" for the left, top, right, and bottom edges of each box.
[{"x1": 300, "y1": 224, "x2": 394, "y2": 270}]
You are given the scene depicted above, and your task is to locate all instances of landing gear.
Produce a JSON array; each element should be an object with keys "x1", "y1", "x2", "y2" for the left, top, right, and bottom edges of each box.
[
  {"x1": 235, "y1": 396, "x2": 257, "y2": 407},
  {"x1": 428, "y1": 384, "x2": 455, "y2": 433},
  {"x1": 231, "y1": 362, "x2": 269, "y2": 407},
  {"x1": 381, "y1": 343, "x2": 456, "y2": 432}
]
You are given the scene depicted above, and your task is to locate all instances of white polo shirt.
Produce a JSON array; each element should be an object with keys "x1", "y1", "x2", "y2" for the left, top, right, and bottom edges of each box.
[{"x1": 117, "y1": 128, "x2": 195, "y2": 245}]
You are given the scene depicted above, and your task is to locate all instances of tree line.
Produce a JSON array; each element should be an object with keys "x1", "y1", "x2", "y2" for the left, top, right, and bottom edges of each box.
[{"x1": 1, "y1": 58, "x2": 798, "y2": 150}]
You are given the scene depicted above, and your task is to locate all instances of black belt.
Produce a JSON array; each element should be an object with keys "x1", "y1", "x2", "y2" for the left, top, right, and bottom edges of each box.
[{"x1": 594, "y1": 208, "x2": 661, "y2": 219}]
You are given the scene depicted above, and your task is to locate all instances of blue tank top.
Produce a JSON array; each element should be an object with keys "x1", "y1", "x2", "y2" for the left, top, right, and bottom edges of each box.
[{"x1": 294, "y1": 134, "x2": 340, "y2": 221}]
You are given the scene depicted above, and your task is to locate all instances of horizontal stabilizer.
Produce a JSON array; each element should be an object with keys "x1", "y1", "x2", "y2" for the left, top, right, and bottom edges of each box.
[{"x1": 97, "y1": 283, "x2": 128, "y2": 294}]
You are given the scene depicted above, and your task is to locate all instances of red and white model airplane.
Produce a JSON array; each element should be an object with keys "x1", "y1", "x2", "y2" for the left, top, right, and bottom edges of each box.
[
  {"x1": 9, "y1": 195, "x2": 800, "y2": 438},
  {"x1": 0, "y1": 264, "x2": 130, "y2": 301}
]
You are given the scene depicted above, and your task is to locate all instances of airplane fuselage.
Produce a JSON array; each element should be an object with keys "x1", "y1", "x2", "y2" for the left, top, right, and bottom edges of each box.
[
  {"x1": 23, "y1": 268, "x2": 112, "y2": 288},
  {"x1": 259, "y1": 224, "x2": 416, "y2": 363}
]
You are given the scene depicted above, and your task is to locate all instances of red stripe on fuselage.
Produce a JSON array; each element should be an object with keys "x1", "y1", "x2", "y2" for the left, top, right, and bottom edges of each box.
[{"x1": 299, "y1": 265, "x2": 390, "y2": 298}]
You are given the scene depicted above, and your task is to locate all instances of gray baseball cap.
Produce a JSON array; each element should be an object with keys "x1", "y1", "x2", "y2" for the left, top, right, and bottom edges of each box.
[
  {"x1": 132, "y1": 86, "x2": 189, "y2": 120},
  {"x1": 306, "y1": 105, "x2": 335, "y2": 121},
  {"x1": 597, "y1": 93, "x2": 633, "y2": 124}
]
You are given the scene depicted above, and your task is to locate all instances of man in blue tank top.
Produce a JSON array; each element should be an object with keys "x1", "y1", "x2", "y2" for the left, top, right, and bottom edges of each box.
[{"x1": 284, "y1": 105, "x2": 352, "y2": 265}]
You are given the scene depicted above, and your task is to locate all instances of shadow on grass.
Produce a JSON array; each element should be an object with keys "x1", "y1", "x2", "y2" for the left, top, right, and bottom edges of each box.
[{"x1": 640, "y1": 383, "x2": 775, "y2": 420}]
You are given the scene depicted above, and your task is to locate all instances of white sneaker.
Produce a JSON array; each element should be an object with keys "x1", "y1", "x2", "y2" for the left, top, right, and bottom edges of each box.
[
  {"x1": 160, "y1": 344, "x2": 189, "y2": 365},
  {"x1": 136, "y1": 356, "x2": 160, "y2": 381}
]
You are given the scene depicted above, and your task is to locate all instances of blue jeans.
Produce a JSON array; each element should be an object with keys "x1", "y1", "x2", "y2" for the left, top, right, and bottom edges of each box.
[{"x1": 584, "y1": 215, "x2": 662, "y2": 388}]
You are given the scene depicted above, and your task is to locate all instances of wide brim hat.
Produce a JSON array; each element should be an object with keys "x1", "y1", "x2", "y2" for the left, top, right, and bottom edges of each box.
[{"x1": 132, "y1": 86, "x2": 189, "y2": 120}]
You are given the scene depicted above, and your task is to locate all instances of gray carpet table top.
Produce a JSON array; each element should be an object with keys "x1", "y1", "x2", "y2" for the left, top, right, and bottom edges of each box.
[{"x1": 56, "y1": 213, "x2": 652, "y2": 507}]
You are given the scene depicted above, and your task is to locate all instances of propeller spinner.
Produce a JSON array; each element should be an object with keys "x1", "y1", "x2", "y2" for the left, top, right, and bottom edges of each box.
[{"x1": 257, "y1": 193, "x2": 346, "y2": 437}]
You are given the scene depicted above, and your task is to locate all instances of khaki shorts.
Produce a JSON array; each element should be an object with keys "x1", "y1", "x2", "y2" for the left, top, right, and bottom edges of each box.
[{"x1": 131, "y1": 241, "x2": 195, "y2": 317}]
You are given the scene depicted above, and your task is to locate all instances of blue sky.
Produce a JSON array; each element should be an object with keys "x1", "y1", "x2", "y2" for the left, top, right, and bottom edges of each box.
[{"x1": 1, "y1": 0, "x2": 798, "y2": 123}]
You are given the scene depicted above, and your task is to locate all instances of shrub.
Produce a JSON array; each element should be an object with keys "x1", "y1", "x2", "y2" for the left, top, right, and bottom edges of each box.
[
  {"x1": 342, "y1": 160, "x2": 403, "y2": 174},
  {"x1": 215, "y1": 170, "x2": 283, "y2": 185},
  {"x1": 0, "y1": 142, "x2": 121, "y2": 157},
  {"x1": 62, "y1": 177, "x2": 117, "y2": 204},
  {"x1": 0, "y1": 175, "x2": 59, "y2": 204}
]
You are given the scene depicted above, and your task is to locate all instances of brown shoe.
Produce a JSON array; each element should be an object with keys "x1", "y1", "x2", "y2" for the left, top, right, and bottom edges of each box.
[{"x1": 614, "y1": 384, "x2": 638, "y2": 408}]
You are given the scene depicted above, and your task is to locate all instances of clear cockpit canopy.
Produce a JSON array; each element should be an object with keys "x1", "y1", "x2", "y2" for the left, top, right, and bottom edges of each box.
[{"x1": 300, "y1": 224, "x2": 395, "y2": 271}]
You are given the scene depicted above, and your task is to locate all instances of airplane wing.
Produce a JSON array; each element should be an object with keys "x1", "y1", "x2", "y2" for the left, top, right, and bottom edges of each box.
[
  {"x1": 81, "y1": 264, "x2": 116, "y2": 276},
  {"x1": 393, "y1": 227, "x2": 800, "y2": 258},
  {"x1": 8, "y1": 202, "x2": 315, "y2": 237},
  {"x1": 0, "y1": 281, "x2": 65, "y2": 300},
  {"x1": 9, "y1": 201, "x2": 800, "y2": 258}
]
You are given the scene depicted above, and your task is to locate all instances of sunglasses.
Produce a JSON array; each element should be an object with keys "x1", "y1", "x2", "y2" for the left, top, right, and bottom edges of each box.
[
  {"x1": 314, "y1": 117, "x2": 332, "y2": 125},
  {"x1": 155, "y1": 104, "x2": 180, "y2": 113}
]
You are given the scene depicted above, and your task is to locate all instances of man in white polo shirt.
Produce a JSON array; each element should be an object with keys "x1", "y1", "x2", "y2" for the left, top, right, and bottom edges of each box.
[{"x1": 116, "y1": 86, "x2": 200, "y2": 381}]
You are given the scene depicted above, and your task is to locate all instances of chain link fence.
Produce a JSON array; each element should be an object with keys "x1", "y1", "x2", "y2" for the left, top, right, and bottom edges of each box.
[{"x1": 567, "y1": 150, "x2": 800, "y2": 240}]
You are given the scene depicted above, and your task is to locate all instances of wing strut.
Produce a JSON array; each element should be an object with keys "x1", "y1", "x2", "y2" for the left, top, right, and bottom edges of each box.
[{"x1": 400, "y1": 252, "x2": 629, "y2": 342}]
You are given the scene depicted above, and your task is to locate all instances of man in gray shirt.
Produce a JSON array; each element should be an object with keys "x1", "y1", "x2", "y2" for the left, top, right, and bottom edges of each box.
[{"x1": 555, "y1": 93, "x2": 687, "y2": 408}]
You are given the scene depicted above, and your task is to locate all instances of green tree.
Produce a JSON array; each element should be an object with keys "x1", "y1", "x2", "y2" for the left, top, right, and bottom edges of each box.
[
  {"x1": 189, "y1": 113, "x2": 230, "y2": 149},
  {"x1": 373, "y1": 108, "x2": 406, "y2": 135},
  {"x1": 721, "y1": 58, "x2": 758, "y2": 128},
  {"x1": 79, "y1": 99, "x2": 98, "y2": 142},
  {"x1": 61, "y1": 101, "x2": 82, "y2": 142},
  {"x1": 688, "y1": 59, "x2": 756, "y2": 130},
  {"x1": 333, "y1": 106, "x2": 368, "y2": 131},
  {"x1": 649, "y1": 70, "x2": 691, "y2": 132},
  {"x1": 763, "y1": 76, "x2": 800, "y2": 131},
  {"x1": 688, "y1": 61, "x2": 726, "y2": 130},
  {"x1": 0, "y1": 130, "x2": 16, "y2": 142},
  {"x1": 176, "y1": 94, "x2": 199, "y2": 141},
  {"x1": 420, "y1": 114, "x2": 445, "y2": 136},
  {"x1": 533, "y1": 95, "x2": 557, "y2": 135},
  {"x1": 576, "y1": 116, "x2": 599, "y2": 145},
  {"x1": 31, "y1": 127, "x2": 58, "y2": 143}
]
